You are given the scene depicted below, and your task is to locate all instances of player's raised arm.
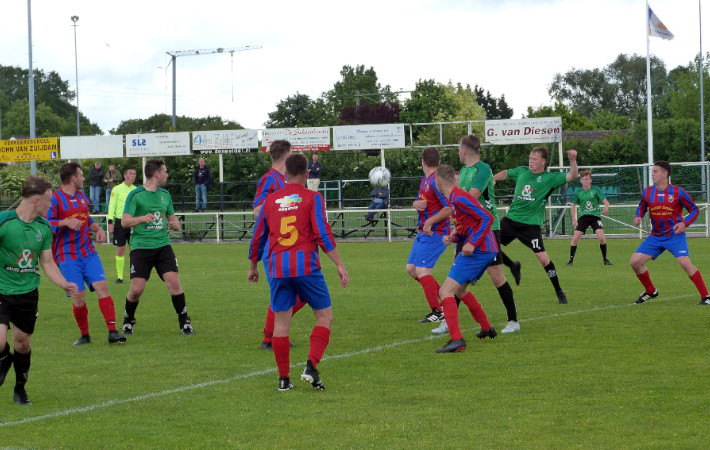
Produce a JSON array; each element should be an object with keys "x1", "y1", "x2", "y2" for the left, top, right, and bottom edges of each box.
[{"x1": 566, "y1": 150, "x2": 578, "y2": 182}]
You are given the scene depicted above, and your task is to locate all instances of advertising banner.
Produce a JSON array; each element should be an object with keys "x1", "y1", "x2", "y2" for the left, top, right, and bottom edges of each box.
[
  {"x1": 0, "y1": 137, "x2": 59, "y2": 163},
  {"x1": 261, "y1": 127, "x2": 330, "y2": 152},
  {"x1": 333, "y1": 124, "x2": 405, "y2": 150},
  {"x1": 484, "y1": 117, "x2": 562, "y2": 145},
  {"x1": 60, "y1": 135, "x2": 124, "y2": 159},
  {"x1": 126, "y1": 132, "x2": 191, "y2": 157},
  {"x1": 192, "y1": 129, "x2": 259, "y2": 154}
]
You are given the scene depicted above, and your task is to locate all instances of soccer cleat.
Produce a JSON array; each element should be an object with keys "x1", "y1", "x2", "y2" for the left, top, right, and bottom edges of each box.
[
  {"x1": 301, "y1": 360, "x2": 326, "y2": 390},
  {"x1": 278, "y1": 376, "x2": 294, "y2": 391},
  {"x1": 181, "y1": 324, "x2": 195, "y2": 335},
  {"x1": 434, "y1": 339, "x2": 467, "y2": 353},
  {"x1": 418, "y1": 308, "x2": 444, "y2": 323},
  {"x1": 511, "y1": 261, "x2": 522, "y2": 285},
  {"x1": 604, "y1": 259, "x2": 613, "y2": 266},
  {"x1": 634, "y1": 290, "x2": 659, "y2": 304},
  {"x1": 260, "y1": 341, "x2": 273, "y2": 351},
  {"x1": 108, "y1": 330, "x2": 127, "y2": 344},
  {"x1": 73, "y1": 335, "x2": 91, "y2": 346},
  {"x1": 0, "y1": 352, "x2": 12, "y2": 387},
  {"x1": 122, "y1": 318, "x2": 135, "y2": 335},
  {"x1": 179, "y1": 314, "x2": 195, "y2": 335},
  {"x1": 113, "y1": 279, "x2": 123, "y2": 284},
  {"x1": 431, "y1": 320, "x2": 449, "y2": 335},
  {"x1": 475, "y1": 327, "x2": 497, "y2": 339},
  {"x1": 13, "y1": 387, "x2": 32, "y2": 405},
  {"x1": 501, "y1": 321, "x2": 520, "y2": 334},
  {"x1": 556, "y1": 289, "x2": 568, "y2": 304},
  {"x1": 697, "y1": 296, "x2": 710, "y2": 305},
  {"x1": 565, "y1": 260, "x2": 573, "y2": 267}
]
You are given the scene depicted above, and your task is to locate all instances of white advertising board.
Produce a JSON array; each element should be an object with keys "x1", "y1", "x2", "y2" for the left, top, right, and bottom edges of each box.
[
  {"x1": 60, "y1": 135, "x2": 124, "y2": 159},
  {"x1": 126, "y1": 132, "x2": 191, "y2": 157},
  {"x1": 485, "y1": 117, "x2": 562, "y2": 145},
  {"x1": 333, "y1": 124, "x2": 405, "y2": 150},
  {"x1": 192, "y1": 129, "x2": 259, "y2": 154},
  {"x1": 261, "y1": 127, "x2": 330, "y2": 152}
]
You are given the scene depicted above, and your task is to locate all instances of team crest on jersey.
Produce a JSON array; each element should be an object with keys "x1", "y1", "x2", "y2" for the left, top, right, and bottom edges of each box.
[
  {"x1": 276, "y1": 194, "x2": 302, "y2": 211},
  {"x1": 36, "y1": 230, "x2": 43, "y2": 242},
  {"x1": 668, "y1": 195, "x2": 674, "y2": 202},
  {"x1": 537, "y1": 176, "x2": 542, "y2": 182}
]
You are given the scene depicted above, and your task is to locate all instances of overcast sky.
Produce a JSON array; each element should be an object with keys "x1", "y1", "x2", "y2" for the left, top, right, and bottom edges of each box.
[{"x1": 3, "y1": 0, "x2": 705, "y2": 134}]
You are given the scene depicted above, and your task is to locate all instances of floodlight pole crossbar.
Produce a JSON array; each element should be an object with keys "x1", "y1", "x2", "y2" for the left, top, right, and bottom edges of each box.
[{"x1": 166, "y1": 45, "x2": 261, "y2": 129}]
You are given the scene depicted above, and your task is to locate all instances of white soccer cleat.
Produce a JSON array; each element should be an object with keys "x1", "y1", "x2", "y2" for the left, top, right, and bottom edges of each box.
[
  {"x1": 501, "y1": 321, "x2": 520, "y2": 334},
  {"x1": 431, "y1": 320, "x2": 448, "y2": 335}
]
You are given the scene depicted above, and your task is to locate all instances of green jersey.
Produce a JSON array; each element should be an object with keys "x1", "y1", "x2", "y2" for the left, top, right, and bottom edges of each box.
[
  {"x1": 107, "y1": 182, "x2": 137, "y2": 222},
  {"x1": 506, "y1": 167, "x2": 567, "y2": 226},
  {"x1": 459, "y1": 161, "x2": 500, "y2": 230},
  {"x1": 123, "y1": 186, "x2": 175, "y2": 250},
  {"x1": 573, "y1": 186, "x2": 606, "y2": 218},
  {"x1": 0, "y1": 210, "x2": 52, "y2": 295}
]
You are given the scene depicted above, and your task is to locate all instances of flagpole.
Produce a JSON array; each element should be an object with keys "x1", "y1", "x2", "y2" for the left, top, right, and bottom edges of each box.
[{"x1": 646, "y1": 0, "x2": 654, "y2": 188}]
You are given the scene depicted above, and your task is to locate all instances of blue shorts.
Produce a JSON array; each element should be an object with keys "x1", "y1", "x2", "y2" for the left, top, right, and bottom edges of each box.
[
  {"x1": 635, "y1": 233, "x2": 690, "y2": 259},
  {"x1": 58, "y1": 252, "x2": 106, "y2": 294},
  {"x1": 267, "y1": 269, "x2": 332, "y2": 312},
  {"x1": 447, "y1": 250, "x2": 497, "y2": 285},
  {"x1": 407, "y1": 233, "x2": 447, "y2": 268}
]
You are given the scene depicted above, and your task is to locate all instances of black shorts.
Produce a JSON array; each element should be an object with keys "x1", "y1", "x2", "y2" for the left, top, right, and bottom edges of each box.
[
  {"x1": 576, "y1": 215, "x2": 604, "y2": 233},
  {"x1": 456, "y1": 230, "x2": 503, "y2": 266},
  {"x1": 0, "y1": 289, "x2": 39, "y2": 335},
  {"x1": 500, "y1": 216, "x2": 546, "y2": 253},
  {"x1": 112, "y1": 219, "x2": 131, "y2": 247},
  {"x1": 129, "y1": 246, "x2": 178, "y2": 281}
]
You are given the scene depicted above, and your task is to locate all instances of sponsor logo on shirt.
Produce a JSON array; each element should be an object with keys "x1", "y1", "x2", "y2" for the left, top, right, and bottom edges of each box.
[{"x1": 276, "y1": 194, "x2": 302, "y2": 211}]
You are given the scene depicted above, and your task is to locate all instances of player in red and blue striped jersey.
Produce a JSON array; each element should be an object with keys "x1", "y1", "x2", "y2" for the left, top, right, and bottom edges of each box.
[
  {"x1": 252, "y1": 140, "x2": 307, "y2": 350},
  {"x1": 431, "y1": 165, "x2": 497, "y2": 353},
  {"x1": 630, "y1": 161, "x2": 710, "y2": 305},
  {"x1": 406, "y1": 147, "x2": 452, "y2": 324},
  {"x1": 47, "y1": 162, "x2": 126, "y2": 346},
  {"x1": 248, "y1": 153, "x2": 349, "y2": 391}
]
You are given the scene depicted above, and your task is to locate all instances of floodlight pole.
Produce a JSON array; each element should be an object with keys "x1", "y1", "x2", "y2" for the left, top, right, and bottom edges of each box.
[
  {"x1": 71, "y1": 15, "x2": 80, "y2": 137},
  {"x1": 27, "y1": 0, "x2": 37, "y2": 174}
]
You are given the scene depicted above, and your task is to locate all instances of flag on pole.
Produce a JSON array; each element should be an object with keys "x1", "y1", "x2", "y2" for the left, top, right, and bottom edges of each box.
[{"x1": 648, "y1": 6, "x2": 674, "y2": 40}]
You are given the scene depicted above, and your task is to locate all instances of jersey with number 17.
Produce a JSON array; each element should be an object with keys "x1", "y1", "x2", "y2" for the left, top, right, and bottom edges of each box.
[{"x1": 249, "y1": 183, "x2": 336, "y2": 278}]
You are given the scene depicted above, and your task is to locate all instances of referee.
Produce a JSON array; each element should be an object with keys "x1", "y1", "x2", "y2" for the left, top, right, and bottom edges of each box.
[{"x1": 107, "y1": 168, "x2": 137, "y2": 284}]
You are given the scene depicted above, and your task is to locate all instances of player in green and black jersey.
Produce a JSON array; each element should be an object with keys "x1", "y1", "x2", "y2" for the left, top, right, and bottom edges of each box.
[{"x1": 567, "y1": 170, "x2": 612, "y2": 266}]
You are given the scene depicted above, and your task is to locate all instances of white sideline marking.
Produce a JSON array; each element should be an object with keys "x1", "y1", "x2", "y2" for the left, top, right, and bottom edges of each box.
[{"x1": 0, "y1": 294, "x2": 692, "y2": 428}]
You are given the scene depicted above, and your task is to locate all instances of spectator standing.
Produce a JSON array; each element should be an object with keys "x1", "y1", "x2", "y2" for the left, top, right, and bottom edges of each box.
[
  {"x1": 194, "y1": 158, "x2": 213, "y2": 212},
  {"x1": 104, "y1": 164, "x2": 122, "y2": 213},
  {"x1": 307, "y1": 153, "x2": 322, "y2": 191},
  {"x1": 89, "y1": 161, "x2": 105, "y2": 213}
]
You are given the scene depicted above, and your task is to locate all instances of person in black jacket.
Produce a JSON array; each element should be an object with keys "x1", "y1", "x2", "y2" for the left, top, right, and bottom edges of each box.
[
  {"x1": 89, "y1": 162, "x2": 105, "y2": 213},
  {"x1": 365, "y1": 186, "x2": 389, "y2": 221},
  {"x1": 194, "y1": 158, "x2": 213, "y2": 212}
]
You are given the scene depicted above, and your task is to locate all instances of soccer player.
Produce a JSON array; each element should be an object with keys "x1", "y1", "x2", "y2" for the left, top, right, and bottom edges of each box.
[
  {"x1": 433, "y1": 165, "x2": 497, "y2": 353},
  {"x1": 248, "y1": 153, "x2": 349, "y2": 391},
  {"x1": 0, "y1": 176, "x2": 78, "y2": 405},
  {"x1": 253, "y1": 140, "x2": 306, "y2": 350},
  {"x1": 406, "y1": 147, "x2": 452, "y2": 323},
  {"x1": 493, "y1": 147, "x2": 578, "y2": 304},
  {"x1": 107, "y1": 168, "x2": 137, "y2": 284},
  {"x1": 630, "y1": 161, "x2": 710, "y2": 305},
  {"x1": 433, "y1": 135, "x2": 520, "y2": 335},
  {"x1": 47, "y1": 162, "x2": 127, "y2": 346},
  {"x1": 121, "y1": 159, "x2": 195, "y2": 335},
  {"x1": 567, "y1": 170, "x2": 612, "y2": 266}
]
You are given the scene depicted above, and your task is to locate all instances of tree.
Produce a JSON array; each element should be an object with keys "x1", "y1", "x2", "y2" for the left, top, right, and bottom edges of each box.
[
  {"x1": 325, "y1": 65, "x2": 396, "y2": 114},
  {"x1": 111, "y1": 114, "x2": 242, "y2": 135},
  {"x1": 339, "y1": 102, "x2": 400, "y2": 125},
  {"x1": 3, "y1": 100, "x2": 67, "y2": 137},
  {"x1": 525, "y1": 102, "x2": 593, "y2": 131},
  {"x1": 473, "y1": 85, "x2": 514, "y2": 119},
  {"x1": 264, "y1": 92, "x2": 326, "y2": 128}
]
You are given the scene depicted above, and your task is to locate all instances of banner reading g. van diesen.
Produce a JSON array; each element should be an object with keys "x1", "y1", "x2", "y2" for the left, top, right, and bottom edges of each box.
[
  {"x1": 0, "y1": 137, "x2": 58, "y2": 163},
  {"x1": 485, "y1": 117, "x2": 562, "y2": 145},
  {"x1": 126, "y1": 132, "x2": 191, "y2": 157}
]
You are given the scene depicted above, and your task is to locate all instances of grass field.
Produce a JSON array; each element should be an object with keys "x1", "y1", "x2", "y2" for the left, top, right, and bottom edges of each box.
[{"x1": 1, "y1": 237, "x2": 708, "y2": 448}]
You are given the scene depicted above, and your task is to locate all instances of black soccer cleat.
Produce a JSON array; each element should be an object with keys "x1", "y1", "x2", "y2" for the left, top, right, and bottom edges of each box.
[
  {"x1": 301, "y1": 360, "x2": 326, "y2": 390},
  {"x1": 73, "y1": 334, "x2": 91, "y2": 347},
  {"x1": 13, "y1": 387, "x2": 32, "y2": 405},
  {"x1": 0, "y1": 352, "x2": 12, "y2": 388},
  {"x1": 565, "y1": 260, "x2": 573, "y2": 267},
  {"x1": 556, "y1": 289, "x2": 568, "y2": 304},
  {"x1": 603, "y1": 259, "x2": 613, "y2": 266},
  {"x1": 475, "y1": 327, "x2": 497, "y2": 339},
  {"x1": 418, "y1": 308, "x2": 444, "y2": 323},
  {"x1": 697, "y1": 296, "x2": 710, "y2": 305},
  {"x1": 435, "y1": 339, "x2": 467, "y2": 353},
  {"x1": 179, "y1": 314, "x2": 195, "y2": 335},
  {"x1": 511, "y1": 261, "x2": 522, "y2": 285},
  {"x1": 108, "y1": 330, "x2": 127, "y2": 344},
  {"x1": 278, "y1": 376, "x2": 294, "y2": 391},
  {"x1": 113, "y1": 278, "x2": 123, "y2": 284},
  {"x1": 634, "y1": 290, "x2": 659, "y2": 304},
  {"x1": 260, "y1": 341, "x2": 273, "y2": 351}
]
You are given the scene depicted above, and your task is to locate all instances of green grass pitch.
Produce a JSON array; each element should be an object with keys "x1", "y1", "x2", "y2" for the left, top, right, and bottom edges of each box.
[{"x1": 0, "y1": 237, "x2": 708, "y2": 448}]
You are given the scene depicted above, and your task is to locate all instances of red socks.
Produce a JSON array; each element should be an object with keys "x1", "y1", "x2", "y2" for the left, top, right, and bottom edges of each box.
[
  {"x1": 263, "y1": 298, "x2": 308, "y2": 344},
  {"x1": 308, "y1": 326, "x2": 331, "y2": 369},
  {"x1": 636, "y1": 270, "x2": 656, "y2": 294},
  {"x1": 418, "y1": 275, "x2": 442, "y2": 311},
  {"x1": 441, "y1": 297, "x2": 462, "y2": 340},
  {"x1": 460, "y1": 292, "x2": 492, "y2": 331},
  {"x1": 690, "y1": 270, "x2": 709, "y2": 297},
  {"x1": 72, "y1": 304, "x2": 89, "y2": 335},
  {"x1": 272, "y1": 336, "x2": 291, "y2": 378},
  {"x1": 98, "y1": 296, "x2": 117, "y2": 331}
]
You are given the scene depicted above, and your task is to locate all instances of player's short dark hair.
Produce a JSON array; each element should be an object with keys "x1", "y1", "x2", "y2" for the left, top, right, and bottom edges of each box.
[
  {"x1": 59, "y1": 162, "x2": 82, "y2": 184},
  {"x1": 285, "y1": 153, "x2": 308, "y2": 178},
  {"x1": 580, "y1": 170, "x2": 592, "y2": 178},
  {"x1": 422, "y1": 147, "x2": 440, "y2": 168},
  {"x1": 531, "y1": 147, "x2": 549, "y2": 161},
  {"x1": 655, "y1": 161, "x2": 672, "y2": 176},
  {"x1": 459, "y1": 135, "x2": 481, "y2": 154},
  {"x1": 435, "y1": 164, "x2": 456, "y2": 185},
  {"x1": 144, "y1": 159, "x2": 165, "y2": 178},
  {"x1": 22, "y1": 176, "x2": 53, "y2": 198},
  {"x1": 124, "y1": 167, "x2": 135, "y2": 175},
  {"x1": 269, "y1": 140, "x2": 292, "y2": 162}
]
